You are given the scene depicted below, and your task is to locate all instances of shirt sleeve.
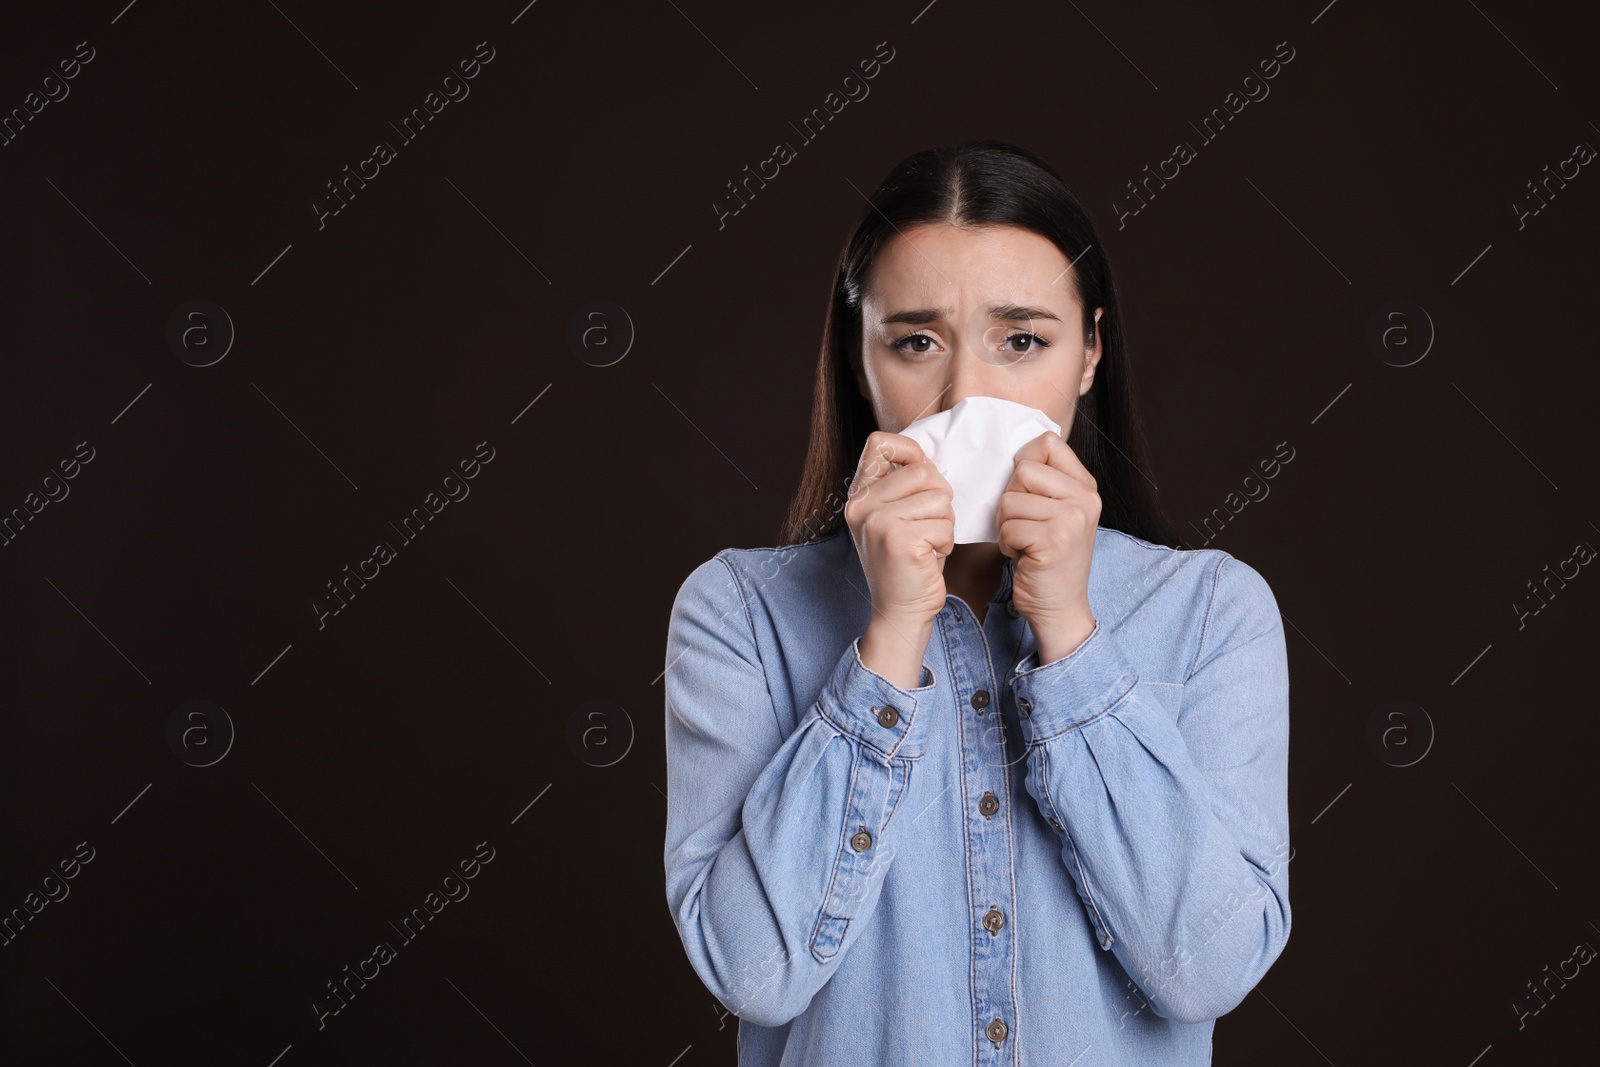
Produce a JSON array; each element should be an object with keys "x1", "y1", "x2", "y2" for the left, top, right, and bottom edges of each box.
[
  {"x1": 1010, "y1": 553, "x2": 1292, "y2": 1025},
  {"x1": 662, "y1": 553, "x2": 936, "y2": 1028}
]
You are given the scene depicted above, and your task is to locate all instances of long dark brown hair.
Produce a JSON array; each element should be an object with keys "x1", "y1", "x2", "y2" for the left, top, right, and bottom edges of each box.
[{"x1": 777, "y1": 139, "x2": 1181, "y2": 550}]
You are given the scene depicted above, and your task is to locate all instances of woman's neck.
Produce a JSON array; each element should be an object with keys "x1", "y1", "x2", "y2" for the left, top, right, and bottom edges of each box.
[{"x1": 943, "y1": 542, "x2": 1006, "y2": 617}]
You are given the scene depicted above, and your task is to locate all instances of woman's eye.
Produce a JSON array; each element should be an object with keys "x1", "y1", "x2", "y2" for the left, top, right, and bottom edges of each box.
[
  {"x1": 1002, "y1": 332, "x2": 1051, "y2": 354},
  {"x1": 892, "y1": 333, "x2": 937, "y2": 355}
]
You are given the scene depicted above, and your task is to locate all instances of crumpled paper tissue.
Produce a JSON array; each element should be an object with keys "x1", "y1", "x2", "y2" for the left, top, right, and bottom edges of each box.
[{"x1": 898, "y1": 395, "x2": 1062, "y2": 544}]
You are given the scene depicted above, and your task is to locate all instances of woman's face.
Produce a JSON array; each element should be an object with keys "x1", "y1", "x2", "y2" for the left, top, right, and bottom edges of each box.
[{"x1": 855, "y1": 222, "x2": 1102, "y2": 436}]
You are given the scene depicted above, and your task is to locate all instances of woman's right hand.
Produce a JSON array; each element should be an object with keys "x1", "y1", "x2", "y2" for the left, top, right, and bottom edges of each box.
[{"x1": 844, "y1": 431, "x2": 956, "y2": 631}]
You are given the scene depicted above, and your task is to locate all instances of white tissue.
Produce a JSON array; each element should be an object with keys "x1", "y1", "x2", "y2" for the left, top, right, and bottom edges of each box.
[{"x1": 898, "y1": 395, "x2": 1063, "y2": 544}]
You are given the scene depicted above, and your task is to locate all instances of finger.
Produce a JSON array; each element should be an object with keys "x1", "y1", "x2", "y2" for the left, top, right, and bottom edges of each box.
[
  {"x1": 917, "y1": 459, "x2": 955, "y2": 496},
  {"x1": 883, "y1": 486, "x2": 956, "y2": 522},
  {"x1": 997, "y1": 515, "x2": 1055, "y2": 560},
  {"x1": 864, "y1": 431, "x2": 928, "y2": 474},
  {"x1": 995, "y1": 489, "x2": 1058, "y2": 523},
  {"x1": 1039, "y1": 431, "x2": 1097, "y2": 490},
  {"x1": 1011, "y1": 432, "x2": 1053, "y2": 466},
  {"x1": 852, "y1": 432, "x2": 928, "y2": 497},
  {"x1": 872, "y1": 455, "x2": 954, "y2": 509},
  {"x1": 901, "y1": 516, "x2": 956, "y2": 557},
  {"x1": 1005, "y1": 454, "x2": 1079, "y2": 500}
]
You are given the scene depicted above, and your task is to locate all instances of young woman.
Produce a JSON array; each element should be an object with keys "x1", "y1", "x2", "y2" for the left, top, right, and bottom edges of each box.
[{"x1": 663, "y1": 140, "x2": 1291, "y2": 1065}]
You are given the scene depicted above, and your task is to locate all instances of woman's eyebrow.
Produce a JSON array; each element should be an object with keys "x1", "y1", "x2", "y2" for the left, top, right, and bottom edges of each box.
[
  {"x1": 989, "y1": 303, "x2": 1061, "y2": 322},
  {"x1": 880, "y1": 308, "x2": 946, "y2": 326},
  {"x1": 880, "y1": 303, "x2": 1061, "y2": 326}
]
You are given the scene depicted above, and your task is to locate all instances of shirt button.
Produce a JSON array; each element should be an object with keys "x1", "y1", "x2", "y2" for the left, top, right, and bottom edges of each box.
[
  {"x1": 982, "y1": 906, "x2": 1005, "y2": 935},
  {"x1": 970, "y1": 689, "x2": 990, "y2": 710},
  {"x1": 876, "y1": 705, "x2": 900, "y2": 728},
  {"x1": 1005, "y1": 599, "x2": 1020, "y2": 619},
  {"x1": 986, "y1": 1018, "x2": 1008, "y2": 1043},
  {"x1": 978, "y1": 791, "x2": 999, "y2": 817},
  {"x1": 851, "y1": 827, "x2": 872, "y2": 852},
  {"x1": 1017, "y1": 696, "x2": 1032, "y2": 717},
  {"x1": 1050, "y1": 818, "x2": 1064, "y2": 834}
]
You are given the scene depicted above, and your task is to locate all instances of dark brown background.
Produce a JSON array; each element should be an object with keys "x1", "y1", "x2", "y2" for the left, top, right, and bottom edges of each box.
[{"x1": 2, "y1": 0, "x2": 1597, "y2": 1063}]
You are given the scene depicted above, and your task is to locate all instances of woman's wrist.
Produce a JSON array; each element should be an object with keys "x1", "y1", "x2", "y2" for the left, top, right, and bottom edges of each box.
[
  {"x1": 860, "y1": 615, "x2": 935, "y2": 691},
  {"x1": 1032, "y1": 610, "x2": 1098, "y2": 666}
]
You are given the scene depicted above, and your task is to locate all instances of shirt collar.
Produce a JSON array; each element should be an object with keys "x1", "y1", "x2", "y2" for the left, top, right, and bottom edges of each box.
[
  {"x1": 996, "y1": 553, "x2": 1017, "y2": 604},
  {"x1": 837, "y1": 529, "x2": 1021, "y2": 605}
]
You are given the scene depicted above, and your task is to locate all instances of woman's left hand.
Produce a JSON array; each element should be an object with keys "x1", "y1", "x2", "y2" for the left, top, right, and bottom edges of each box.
[{"x1": 997, "y1": 430, "x2": 1100, "y2": 664}]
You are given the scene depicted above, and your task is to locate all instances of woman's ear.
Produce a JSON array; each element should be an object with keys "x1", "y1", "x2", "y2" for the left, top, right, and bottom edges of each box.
[{"x1": 1079, "y1": 307, "x2": 1105, "y2": 396}]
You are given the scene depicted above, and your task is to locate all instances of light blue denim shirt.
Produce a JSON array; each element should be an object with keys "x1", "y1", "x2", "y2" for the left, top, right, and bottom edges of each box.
[{"x1": 663, "y1": 524, "x2": 1291, "y2": 1066}]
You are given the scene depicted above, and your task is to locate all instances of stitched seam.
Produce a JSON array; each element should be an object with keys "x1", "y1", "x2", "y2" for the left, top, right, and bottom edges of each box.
[
  {"x1": 953, "y1": 628, "x2": 981, "y2": 1057},
  {"x1": 715, "y1": 553, "x2": 786, "y2": 741},
  {"x1": 1054, "y1": 753, "x2": 1112, "y2": 948},
  {"x1": 1036, "y1": 744, "x2": 1112, "y2": 948},
  {"x1": 1002, "y1": 736, "x2": 1023, "y2": 1067},
  {"x1": 935, "y1": 609, "x2": 957, "y2": 692},
  {"x1": 936, "y1": 604, "x2": 1014, "y2": 761},
  {"x1": 813, "y1": 741, "x2": 865, "y2": 950},
  {"x1": 881, "y1": 634, "x2": 935, "y2": 760},
  {"x1": 1101, "y1": 526, "x2": 1175, "y2": 553},
  {"x1": 883, "y1": 758, "x2": 912, "y2": 831},
  {"x1": 1187, "y1": 552, "x2": 1232, "y2": 682},
  {"x1": 813, "y1": 648, "x2": 914, "y2": 762},
  {"x1": 815, "y1": 706, "x2": 916, "y2": 763},
  {"x1": 1015, "y1": 618, "x2": 1101, "y2": 680},
  {"x1": 842, "y1": 634, "x2": 934, "y2": 761},
  {"x1": 832, "y1": 697, "x2": 888, "y2": 761},
  {"x1": 959, "y1": 602, "x2": 1004, "y2": 720},
  {"x1": 1026, "y1": 674, "x2": 1137, "y2": 745},
  {"x1": 1067, "y1": 830, "x2": 1111, "y2": 949}
]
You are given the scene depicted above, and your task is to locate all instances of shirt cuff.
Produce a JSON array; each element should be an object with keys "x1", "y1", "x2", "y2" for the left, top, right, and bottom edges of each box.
[
  {"x1": 1009, "y1": 620, "x2": 1138, "y2": 745},
  {"x1": 815, "y1": 635, "x2": 937, "y2": 760}
]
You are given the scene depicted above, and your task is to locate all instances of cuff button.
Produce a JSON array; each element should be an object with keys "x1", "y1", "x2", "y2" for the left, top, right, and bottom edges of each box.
[
  {"x1": 875, "y1": 705, "x2": 900, "y2": 729},
  {"x1": 1017, "y1": 696, "x2": 1032, "y2": 717}
]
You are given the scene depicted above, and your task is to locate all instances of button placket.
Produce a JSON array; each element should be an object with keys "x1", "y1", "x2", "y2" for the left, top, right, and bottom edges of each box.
[{"x1": 945, "y1": 604, "x2": 1019, "y2": 1065}]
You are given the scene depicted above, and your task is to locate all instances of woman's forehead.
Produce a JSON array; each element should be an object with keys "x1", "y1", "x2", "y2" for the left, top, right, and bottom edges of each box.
[
  {"x1": 865, "y1": 223, "x2": 1076, "y2": 311},
  {"x1": 870, "y1": 238, "x2": 1081, "y2": 326}
]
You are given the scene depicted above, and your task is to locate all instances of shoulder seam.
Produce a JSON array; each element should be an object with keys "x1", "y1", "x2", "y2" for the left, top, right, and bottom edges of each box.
[
  {"x1": 711, "y1": 552, "x2": 757, "y2": 638},
  {"x1": 1186, "y1": 551, "x2": 1237, "y2": 681},
  {"x1": 1100, "y1": 527, "x2": 1173, "y2": 553},
  {"x1": 712, "y1": 552, "x2": 785, "y2": 740}
]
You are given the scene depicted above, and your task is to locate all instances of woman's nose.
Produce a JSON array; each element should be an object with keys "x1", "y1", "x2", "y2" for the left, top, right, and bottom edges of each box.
[{"x1": 939, "y1": 341, "x2": 1005, "y2": 412}]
